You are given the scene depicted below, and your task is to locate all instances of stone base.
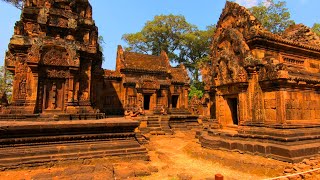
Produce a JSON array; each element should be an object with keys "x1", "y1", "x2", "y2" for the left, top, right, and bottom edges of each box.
[
  {"x1": 0, "y1": 118, "x2": 149, "y2": 170},
  {"x1": 139, "y1": 115, "x2": 200, "y2": 135},
  {"x1": 199, "y1": 126, "x2": 320, "y2": 163},
  {"x1": 169, "y1": 115, "x2": 200, "y2": 130}
]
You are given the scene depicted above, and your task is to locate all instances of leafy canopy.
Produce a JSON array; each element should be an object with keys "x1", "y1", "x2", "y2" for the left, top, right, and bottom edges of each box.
[
  {"x1": 249, "y1": 0, "x2": 295, "y2": 33},
  {"x1": 312, "y1": 23, "x2": 320, "y2": 37},
  {"x1": 122, "y1": 14, "x2": 215, "y2": 83},
  {"x1": 122, "y1": 14, "x2": 197, "y2": 63},
  {"x1": 0, "y1": 66, "x2": 13, "y2": 103},
  {"x1": 188, "y1": 85, "x2": 204, "y2": 100}
]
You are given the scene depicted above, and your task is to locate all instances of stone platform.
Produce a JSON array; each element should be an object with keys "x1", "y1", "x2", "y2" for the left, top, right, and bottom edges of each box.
[
  {"x1": 139, "y1": 115, "x2": 200, "y2": 135},
  {"x1": 0, "y1": 118, "x2": 148, "y2": 170},
  {"x1": 199, "y1": 125, "x2": 320, "y2": 163}
]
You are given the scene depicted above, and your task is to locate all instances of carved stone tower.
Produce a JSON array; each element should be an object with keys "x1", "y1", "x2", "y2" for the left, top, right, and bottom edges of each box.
[{"x1": 5, "y1": 0, "x2": 102, "y2": 114}]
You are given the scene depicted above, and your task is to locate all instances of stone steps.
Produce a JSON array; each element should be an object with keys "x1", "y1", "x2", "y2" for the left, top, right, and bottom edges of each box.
[
  {"x1": 0, "y1": 139, "x2": 148, "y2": 170},
  {"x1": 199, "y1": 129, "x2": 320, "y2": 163},
  {"x1": 0, "y1": 118, "x2": 149, "y2": 169}
]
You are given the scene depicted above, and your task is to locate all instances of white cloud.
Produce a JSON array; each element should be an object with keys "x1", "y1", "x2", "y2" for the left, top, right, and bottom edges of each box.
[
  {"x1": 235, "y1": 0, "x2": 259, "y2": 8},
  {"x1": 235, "y1": 0, "x2": 272, "y2": 8}
]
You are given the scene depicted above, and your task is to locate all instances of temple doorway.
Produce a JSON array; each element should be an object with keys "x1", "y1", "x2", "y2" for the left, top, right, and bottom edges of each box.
[
  {"x1": 172, "y1": 95, "x2": 179, "y2": 108},
  {"x1": 226, "y1": 98, "x2": 238, "y2": 125},
  {"x1": 43, "y1": 79, "x2": 65, "y2": 112},
  {"x1": 144, "y1": 95, "x2": 151, "y2": 110}
]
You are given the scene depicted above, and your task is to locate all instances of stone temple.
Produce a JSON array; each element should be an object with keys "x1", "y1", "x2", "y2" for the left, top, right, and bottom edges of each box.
[
  {"x1": 5, "y1": 0, "x2": 103, "y2": 115},
  {"x1": 0, "y1": 0, "x2": 149, "y2": 169},
  {"x1": 102, "y1": 45, "x2": 190, "y2": 115},
  {"x1": 1, "y1": 0, "x2": 320, "y2": 170},
  {"x1": 199, "y1": 2, "x2": 320, "y2": 162}
]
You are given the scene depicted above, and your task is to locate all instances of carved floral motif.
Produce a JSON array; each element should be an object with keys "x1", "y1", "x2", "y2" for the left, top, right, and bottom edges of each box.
[
  {"x1": 46, "y1": 69, "x2": 70, "y2": 78},
  {"x1": 42, "y1": 48, "x2": 69, "y2": 66}
]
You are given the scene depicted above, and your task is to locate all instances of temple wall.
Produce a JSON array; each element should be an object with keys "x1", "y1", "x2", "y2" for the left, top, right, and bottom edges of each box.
[
  {"x1": 285, "y1": 90, "x2": 320, "y2": 124},
  {"x1": 263, "y1": 91, "x2": 277, "y2": 123},
  {"x1": 101, "y1": 80, "x2": 124, "y2": 115}
]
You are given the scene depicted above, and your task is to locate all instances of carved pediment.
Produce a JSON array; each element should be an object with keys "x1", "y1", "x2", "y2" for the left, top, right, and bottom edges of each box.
[
  {"x1": 212, "y1": 28, "x2": 249, "y2": 86},
  {"x1": 42, "y1": 47, "x2": 70, "y2": 66},
  {"x1": 136, "y1": 75, "x2": 160, "y2": 90}
]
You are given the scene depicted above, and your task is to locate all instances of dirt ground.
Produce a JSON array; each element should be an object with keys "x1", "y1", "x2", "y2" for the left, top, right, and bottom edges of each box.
[
  {"x1": 0, "y1": 131, "x2": 292, "y2": 180},
  {"x1": 145, "y1": 131, "x2": 289, "y2": 180}
]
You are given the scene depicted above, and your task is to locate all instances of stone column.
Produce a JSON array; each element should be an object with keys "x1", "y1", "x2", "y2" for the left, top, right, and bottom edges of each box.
[
  {"x1": 124, "y1": 86, "x2": 128, "y2": 107},
  {"x1": 276, "y1": 89, "x2": 287, "y2": 124},
  {"x1": 68, "y1": 74, "x2": 74, "y2": 102},
  {"x1": 163, "y1": 89, "x2": 168, "y2": 108},
  {"x1": 238, "y1": 92, "x2": 248, "y2": 125},
  {"x1": 184, "y1": 87, "x2": 189, "y2": 109}
]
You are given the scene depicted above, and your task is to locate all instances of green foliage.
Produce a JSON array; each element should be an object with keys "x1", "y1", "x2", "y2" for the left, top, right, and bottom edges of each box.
[
  {"x1": 312, "y1": 23, "x2": 320, "y2": 36},
  {"x1": 98, "y1": 35, "x2": 106, "y2": 62},
  {"x1": 0, "y1": 66, "x2": 13, "y2": 103},
  {"x1": 179, "y1": 25, "x2": 216, "y2": 83},
  {"x1": 188, "y1": 85, "x2": 204, "y2": 100},
  {"x1": 122, "y1": 14, "x2": 215, "y2": 85},
  {"x1": 122, "y1": 14, "x2": 197, "y2": 63},
  {"x1": 249, "y1": 0, "x2": 295, "y2": 33}
]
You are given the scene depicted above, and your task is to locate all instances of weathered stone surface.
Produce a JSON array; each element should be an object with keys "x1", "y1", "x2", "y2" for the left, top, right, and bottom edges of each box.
[
  {"x1": 102, "y1": 46, "x2": 190, "y2": 116},
  {"x1": 199, "y1": 1, "x2": 320, "y2": 163},
  {"x1": 4, "y1": 0, "x2": 102, "y2": 115}
]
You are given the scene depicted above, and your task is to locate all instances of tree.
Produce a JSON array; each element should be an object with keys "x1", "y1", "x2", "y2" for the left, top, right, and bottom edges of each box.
[
  {"x1": 249, "y1": 0, "x2": 295, "y2": 33},
  {"x1": 0, "y1": 66, "x2": 13, "y2": 103},
  {"x1": 1, "y1": 0, "x2": 23, "y2": 9},
  {"x1": 188, "y1": 85, "x2": 204, "y2": 100},
  {"x1": 98, "y1": 35, "x2": 106, "y2": 62},
  {"x1": 179, "y1": 25, "x2": 216, "y2": 85},
  {"x1": 122, "y1": 14, "x2": 196, "y2": 63},
  {"x1": 122, "y1": 14, "x2": 215, "y2": 97},
  {"x1": 312, "y1": 23, "x2": 320, "y2": 36}
]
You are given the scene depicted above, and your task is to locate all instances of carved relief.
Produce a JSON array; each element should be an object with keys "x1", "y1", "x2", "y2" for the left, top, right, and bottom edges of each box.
[
  {"x1": 200, "y1": 62, "x2": 213, "y2": 90},
  {"x1": 28, "y1": 39, "x2": 42, "y2": 63},
  {"x1": 42, "y1": 48, "x2": 69, "y2": 66},
  {"x1": 212, "y1": 28, "x2": 250, "y2": 85},
  {"x1": 25, "y1": 22, "x2": 40, "y2": 36},
  {"x1": 14, "y1": 21, "x2": 24, "y2": 35},
  {"x1": 137, "y1": 75, "x2": 160, "y2": 90},
  {"x1": 14, "y1": 60, "x2": 29, "y2": 100},
  {"x1": 46, "y1": 69, "x2": 70, "y2": 78}
]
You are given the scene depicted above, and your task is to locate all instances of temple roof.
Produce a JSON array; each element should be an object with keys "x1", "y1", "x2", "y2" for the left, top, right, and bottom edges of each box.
[
  {"x1": 104, "y1": 70, "x2": 121, "y2": 79},
  {"x1": 116, "y1": 45, "x2": 170, "y2": 73},
  {"x1": 105, "y1": 46, "x2": 190, "y2": 85},
  {"x1": 122, "y1": 51, "x2": 169, "y2": 72},
  {"x1": 282, "y1": 24, "x2": 320, "y2": 47},
  {"x1": 218, "y1": 2, "x2": 320, "y2": 52},
  {"x1": 171, "y1": 64, "x2": 190, "y2": 84}
]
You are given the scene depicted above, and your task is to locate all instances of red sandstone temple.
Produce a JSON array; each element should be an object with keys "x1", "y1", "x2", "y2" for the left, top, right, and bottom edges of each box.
[
  {"x1": 4, "y1": 0, "x2": 103, "y2": 115},
  {"x1": 199, "y1": 2, "x2": 320, "y2": 162},
  {"x1": 0, "y1": 0, "x2": 149, "y2": 169},
  {"x1": 101, "y1": 46, "x2": 190, "y2": 115}
]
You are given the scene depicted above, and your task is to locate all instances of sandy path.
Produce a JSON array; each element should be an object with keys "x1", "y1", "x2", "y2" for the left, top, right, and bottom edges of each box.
[
  {"x1": 145, "y1": 131, "x2": 285, "y2": 180},
  {"x1": 0, "y1": 131, "x2": 288, "y2": 180}
]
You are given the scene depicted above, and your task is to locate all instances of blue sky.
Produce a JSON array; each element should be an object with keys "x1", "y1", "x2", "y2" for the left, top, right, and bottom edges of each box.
[{"x1": 0, "y1": 0, "x2": 319, "y2": 70}]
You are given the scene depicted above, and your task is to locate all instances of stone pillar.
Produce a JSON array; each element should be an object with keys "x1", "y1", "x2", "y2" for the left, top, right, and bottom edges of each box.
[
  {"x1": 184, "y1": 87, "x2": 189, "y2": 109},
  {"x1": 151, "y1": 93, "x2": 157, "y2": 110},
  {"x1": 238, "y1": 92, "x2": 247, "y2": 125},
  {"x1": 276, "y1": 89, "x2": 287, "y2": 124},
  {"x1": 124, "y1": 86, "x2": 128, "y2": 107},
  {"x1": 215, "y1": 92, "x2": 224, "y2": 125},
  {"x1": 68, "y1": 74, "x2": 74, "y2": 102}
]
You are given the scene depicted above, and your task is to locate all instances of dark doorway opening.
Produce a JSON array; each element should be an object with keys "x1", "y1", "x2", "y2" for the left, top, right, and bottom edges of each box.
[
  {"x1": 227, "y1": 98, "x2": 238, "y2": 125},
  {"x1": 172, "y1": 95, "x2": 179, "y2": 108},
  {"x1": 144, "y1": 95, "x2": 151, "y2": 110}
]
